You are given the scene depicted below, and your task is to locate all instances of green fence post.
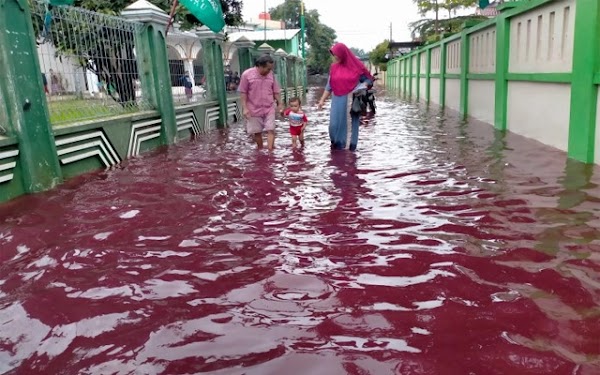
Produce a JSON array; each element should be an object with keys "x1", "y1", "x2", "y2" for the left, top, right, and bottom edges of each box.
[
  {"x1": 122, "y1": 2, "x2": 178, "y2": 144},
  {"x1": 408, "y1": 55, "x2": 413, "y2": 99},
  {"x1": 400, "y1": 59, "x2": 404, "y2": 94},
  {"x1": 440, "y1": 41, "x2": 447, "y2": 108},
  {"x1": 236, "y1": 38, "x2": 256, "y2": 74},
  {"x1": 274, "y1": 49, "x2": 288, "y2": 102},
  {"x1": 416, "y1": 52, "x2": 421, "y2": 100},
  {"x1": 0, "y1": 0, "x2": 62, "y2": 193},
  {"x1": 394, "y1": 58, "x2": 402, "y2": 94},
  {"x1": 494, "y1": 14, "x2": 510, "y2": 131},
  {"x1": 213, "y1": 41, "x2": 229, "y2": 127},
  {"x1": 198, "y1": 27, "x2": 229, "y2": 127},
  {"x1": 300, "y1": 58, "x2": 308, "y2": 96},
  {"x1": 567, "y1": 0, "x2": 600, "y2": 163},
  {"x1": 394, "y1": 60, "x2": 398, "y2": 92},
  {"x1": 426, "y1": 48, "x2": 432, "y2": 105},
  {"x1": 403, "y1": 58, "x2": 408, "y2": 97},
  {"x1": 460, "y1": 31, "x2": 470, "y2": 119}
]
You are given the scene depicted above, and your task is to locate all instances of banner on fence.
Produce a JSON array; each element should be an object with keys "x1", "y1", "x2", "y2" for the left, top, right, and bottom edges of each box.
[
  {"x1": 179, "y1": 0, "x2": 225, "y2": 33},
  {"x1": 49, "y1": 0, "x2": 75, "y2": 4}
]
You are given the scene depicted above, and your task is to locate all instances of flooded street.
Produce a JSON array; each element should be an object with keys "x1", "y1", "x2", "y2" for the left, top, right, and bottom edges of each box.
[{"x1": 0, "y1": 87, "x2": 599, "y2": 374}]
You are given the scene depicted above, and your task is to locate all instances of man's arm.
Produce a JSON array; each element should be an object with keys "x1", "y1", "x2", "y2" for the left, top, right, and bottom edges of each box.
[
  {"x1": 272, "y1": 75, "x2": 283, "y2": 113},
  {"x1": 240, "y1": 93, "x2": 250, "y2": 118},
  {"x1": 318, "y1": 76, "x2": 332, "y2": 110},
  {"x1": 238, "y1": 73, "x2": 250, "y2": 118},
  {"x1": 273, "y1": 92, "x2": 283, "y2": 113}
]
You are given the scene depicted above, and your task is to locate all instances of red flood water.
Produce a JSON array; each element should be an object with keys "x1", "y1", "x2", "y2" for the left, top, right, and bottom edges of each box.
[{"x1": 1, "y1": 87, "x2": 599, "y2": 374}]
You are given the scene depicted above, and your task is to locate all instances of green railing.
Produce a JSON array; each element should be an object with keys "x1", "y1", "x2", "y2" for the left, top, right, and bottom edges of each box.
[{"x1": 31, "y1": 1, "x2": 154, "y2": 126}]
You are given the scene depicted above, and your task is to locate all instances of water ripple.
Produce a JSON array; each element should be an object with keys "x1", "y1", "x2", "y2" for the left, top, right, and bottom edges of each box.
[{"x1": 0, "y1": 87, "x2": 599, "y2": 374}]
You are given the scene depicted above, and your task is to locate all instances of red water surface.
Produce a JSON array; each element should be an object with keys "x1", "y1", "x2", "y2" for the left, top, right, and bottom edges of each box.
[{"x1": 1, "y1": 88, "x2": 599, "y2": 374}]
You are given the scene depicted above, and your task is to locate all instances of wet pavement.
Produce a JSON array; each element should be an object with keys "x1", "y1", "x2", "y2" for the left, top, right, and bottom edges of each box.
[{"x1": 0, "y1": 87, "x2": 599, "y2": 374}]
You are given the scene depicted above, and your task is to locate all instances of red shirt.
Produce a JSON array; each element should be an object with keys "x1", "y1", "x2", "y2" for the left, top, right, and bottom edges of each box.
[{"x1": 283, "y1": 108, "x2": 308, "y2": 127}]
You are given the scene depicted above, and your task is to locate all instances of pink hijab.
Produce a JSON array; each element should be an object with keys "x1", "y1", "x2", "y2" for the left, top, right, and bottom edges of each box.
[{"x1": 329, "y1": 43, "x2": 374, "y2": 96}]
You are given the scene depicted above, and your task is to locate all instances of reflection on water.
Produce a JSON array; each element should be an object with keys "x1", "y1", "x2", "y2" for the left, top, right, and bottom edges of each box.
[{"x1": 0, "y1": 87, "x2": 599, "y2": 374}]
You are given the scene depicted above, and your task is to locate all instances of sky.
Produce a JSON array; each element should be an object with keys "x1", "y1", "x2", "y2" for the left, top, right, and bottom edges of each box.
[{"x1": 242, "y1": 0, "x2": 422, "y2": 52}]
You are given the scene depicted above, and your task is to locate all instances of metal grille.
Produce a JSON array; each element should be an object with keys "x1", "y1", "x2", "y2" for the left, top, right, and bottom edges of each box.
[
  {"x1": 167, "y1": 54, "x2": 207, "y2": 104},
  {"x1": 30, "y1": 0, "x2": 153, "y2": 125}
]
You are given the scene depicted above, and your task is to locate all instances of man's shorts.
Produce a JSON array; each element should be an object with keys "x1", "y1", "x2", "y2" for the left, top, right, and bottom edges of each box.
[
  {"x1": 289, "y1": 125, "x2": 303, "y2": 136},
  {"x1": 246, "y1": 111, "x2": 276, "y2": 134}
]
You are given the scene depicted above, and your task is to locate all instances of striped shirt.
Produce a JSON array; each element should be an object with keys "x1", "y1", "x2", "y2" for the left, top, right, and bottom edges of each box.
[{"x1": 238, "y1": 67, "x2": 281, "y2": 117}]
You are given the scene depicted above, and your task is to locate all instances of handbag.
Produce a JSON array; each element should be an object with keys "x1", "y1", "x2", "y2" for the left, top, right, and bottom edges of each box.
[{"x1": 351, "y1": 89, "x2": 367, "y2": 114}]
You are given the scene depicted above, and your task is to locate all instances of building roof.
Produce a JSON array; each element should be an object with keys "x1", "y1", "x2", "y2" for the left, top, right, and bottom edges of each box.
[
  {"x1": 228, "y1": 29, "x2": 301, "y2": 43},
  {"x1": 476, "y1": 1, "x2": 500, "y2": 17}
]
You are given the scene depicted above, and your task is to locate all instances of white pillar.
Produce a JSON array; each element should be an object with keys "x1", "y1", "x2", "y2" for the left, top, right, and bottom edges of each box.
[{"x1": 184, "y1": 58, "x2": 195, "y2": 85}]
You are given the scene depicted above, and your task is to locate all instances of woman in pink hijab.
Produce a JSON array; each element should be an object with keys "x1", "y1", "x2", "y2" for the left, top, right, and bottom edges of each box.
[{"x1": 318, "y1": 42, "x2": 374, "y2": 151}]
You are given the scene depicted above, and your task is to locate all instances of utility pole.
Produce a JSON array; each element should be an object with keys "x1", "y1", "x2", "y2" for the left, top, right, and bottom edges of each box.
[
  {"x1": 263, "y1": 0, "x2": 267, "y2": 42},
  {"x1": 389, "y1": 22, "x2": 392, "y2": 42},
  {"x1": 300, "y1": 1, "x2": 306, "y2": 59}
]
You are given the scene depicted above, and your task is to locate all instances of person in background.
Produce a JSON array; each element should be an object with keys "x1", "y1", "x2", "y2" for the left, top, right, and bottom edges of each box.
[
  {"x1": 42, "y1": 73, "x2": 49, "y2": 95},
  {"x1": 181, "y1": 71, "x2": 194, "y2": 101},
  {"x1": 50, "y1": 69, "x2": 60, "y2": 95},
  {"x1": 224, "y1": 65, "x2": 233, "y2": 91},
  {"x1": 238, "y1": 54, "x2": 283, "y2": 151},
  {"x1": 317, "y1": 42, "x2": 373, "y2": 151},
  {"x1": 230, "y1": 71, "x2": 240, "y2": 91}
]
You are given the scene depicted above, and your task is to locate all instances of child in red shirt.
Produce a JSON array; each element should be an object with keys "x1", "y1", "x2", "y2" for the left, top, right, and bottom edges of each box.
[{"x1": 281, "y1": 97, "x2": 308, "y2": 148}]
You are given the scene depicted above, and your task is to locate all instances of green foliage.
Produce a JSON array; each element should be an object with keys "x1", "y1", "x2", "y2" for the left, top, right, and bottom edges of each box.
[
  {"x1": 414, "y1": 0, "x2": 478, "y2": 17},
  {"x1": 409, "y1": 15, "x2": 487, "y2": 41},
  {"x1": 369, "y1": 40, "x2": 389, "y2": 67},
  {"x1": 73, "y1": 0, "x2": 243, "y2": 28},
  {"x1": 411, "y1": 0, "x2": 483, "y2": 41},
  {"x1": 269, "y1": 0, "x2": 337, "y2": 74},
  {"x1": 349, "y1": 47, "x2": 367, "y2": 59}
]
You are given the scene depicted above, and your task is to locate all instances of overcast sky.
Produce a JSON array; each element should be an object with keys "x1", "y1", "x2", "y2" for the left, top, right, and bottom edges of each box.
[{"x1": 243, "y1": 0, "x2": 422, "y2": 52}]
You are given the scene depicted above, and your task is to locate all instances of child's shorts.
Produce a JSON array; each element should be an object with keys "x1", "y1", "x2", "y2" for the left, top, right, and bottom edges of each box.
[{"x1": 289, "y1": 125, "x2": 303, "y2": 136}]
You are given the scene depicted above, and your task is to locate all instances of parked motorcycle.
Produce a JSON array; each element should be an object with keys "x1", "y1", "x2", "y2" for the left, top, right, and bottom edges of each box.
[{"x1": 365, "y1": 88, "x2": 376, "y2": 114}]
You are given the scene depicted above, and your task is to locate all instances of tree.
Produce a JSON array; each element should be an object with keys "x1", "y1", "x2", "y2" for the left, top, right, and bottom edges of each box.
[
  {"x1": 409, "y1": 15, "x2": 487, "y2": 42},
  {"x1": 32, "y1": 0, "x2": 243, "y2": 107},
  {"x1": 369, "y1": 40, "x2": 389, "y2": 72},
  {"x1": 269, "y1": 0, "x2": 337, "y2": 74},
  {"x1": 74, "y1": 0, "x2": 243, "y2": 29},
  {"x1": 349, "y1": 47, "x2": 367, "y2": 59},
  {"x1": 412, "y1": 0, "x2": 478, "y2": 39}
]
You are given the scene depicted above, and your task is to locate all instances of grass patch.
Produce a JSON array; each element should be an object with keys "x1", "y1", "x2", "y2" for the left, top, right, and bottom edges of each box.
[{"x1": 47, "y1": 97, "x2": 142, "y2": 126}]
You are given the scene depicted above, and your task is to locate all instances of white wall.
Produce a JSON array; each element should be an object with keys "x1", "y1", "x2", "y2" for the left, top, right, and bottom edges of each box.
[
  {"x1": 468, "y1": 80, "x2": 495, "y2": 125},
  {"x1": 509, "y1": 0, "x2": 575, "y2": 73},
  {"x1": 420, "y1": 52, "x2": 427, "y2": 76},
  {"x1": 469, "y1": 26, "x2": 496, "y2": 74},
  {"x1": 431, "y1": 47, "x2": 441, "y2": 74},
  {"x1": 430, "y1": 78, "x2": 441, "y2": 106},
  {"x1": 419, "y1": 78, "x2": 427, "y2": 101},
  {"x1": 446, "y1": 79, "x2": 461, "y2": 112},
  {"x1": 446, "y1": 40, "x2": 462, "y2": 75},
  {"x1": 37, "y1": 43, "x2": 88, "y2": 95},
  {"x1": 507, "y1": 82, "x2": 571, "y2": 152},
  {"x1": 412, "y1": 78, "x2": 419, "y2": 98}
]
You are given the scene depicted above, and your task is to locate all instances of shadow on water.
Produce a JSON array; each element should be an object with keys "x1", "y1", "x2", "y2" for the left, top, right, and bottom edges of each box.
[{"x1": 0, "y1": 86, "x2": 599, "y2": 374}]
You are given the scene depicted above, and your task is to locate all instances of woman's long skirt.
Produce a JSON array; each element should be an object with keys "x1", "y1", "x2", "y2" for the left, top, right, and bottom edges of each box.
[{"x1": 329, "y1": 93, "x2": 360, "y2": 151}]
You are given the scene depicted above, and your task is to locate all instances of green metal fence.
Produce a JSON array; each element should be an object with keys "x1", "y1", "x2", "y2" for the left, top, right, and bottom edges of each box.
[{"x1": 31, "y1": 0, "x2": 153, "y2": 126}]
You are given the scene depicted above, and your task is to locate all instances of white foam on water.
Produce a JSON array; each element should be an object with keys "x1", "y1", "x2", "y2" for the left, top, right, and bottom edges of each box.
[{"x1": 119, "y1": 210, "x2": 139, "y2": 219}]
